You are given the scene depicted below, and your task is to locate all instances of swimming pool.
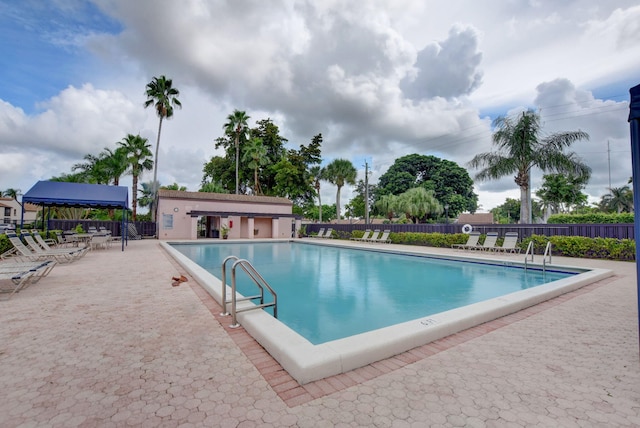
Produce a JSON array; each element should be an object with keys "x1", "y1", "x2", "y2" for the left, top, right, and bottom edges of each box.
[
  {"x1": 163, "y1": 239, "x2": 612, "y2": 384},
  {"x1": 172, "y1": 241, "x2": 571, "y2": 344}
]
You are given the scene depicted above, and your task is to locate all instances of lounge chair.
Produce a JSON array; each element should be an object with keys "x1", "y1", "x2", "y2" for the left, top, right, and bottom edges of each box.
[
  {"x1": 492, "y1": 232, "x2": 521, "y2": 254},
  {"x1": 311, "y1": 228, "x2": 325, "y2": 238},
  {"x1": 9, "y1": 233, "x2": 83, "y2": 263},
  {"x1": 371, "y1": 229, "x2": 391, "y2": 243},
  {"x1": 321, "y1": 228, "x2": 334, "y2": 238},
  {"x1": 350, "y1": 229, "x2": 372, "y2": 241},
  {"x1": 452, "y1": 231, "x2": 481, "y2": 250},
  {"x1": 473, "y1": 232, "x2": 499, "y2": 251},
  {"x1": 127, "y1": 223, "x2": 142, "y2": 240},
  {"x1": 365, "y1": 229, "x2": 381, "y2": 242},
  {"x1": 25, "y1": 233, "x2": 87, "y2": 257},
  {"x1": 0, "y1": 260, "x2": 56, "y2": 300}
]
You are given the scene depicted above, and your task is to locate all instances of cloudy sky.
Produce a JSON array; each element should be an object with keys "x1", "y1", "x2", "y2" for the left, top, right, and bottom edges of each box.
[{"x1": 1, "y1": 0, "x2": 638, "y2": 214}]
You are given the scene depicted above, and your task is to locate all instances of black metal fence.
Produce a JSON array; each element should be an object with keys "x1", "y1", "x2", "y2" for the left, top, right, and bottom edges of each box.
[
  {"x1": 306, "y1": 223, "x2": 635, "y2": 240},
  {"x1": 43, "y1": 220, "x2": 156, "y2": 238}
]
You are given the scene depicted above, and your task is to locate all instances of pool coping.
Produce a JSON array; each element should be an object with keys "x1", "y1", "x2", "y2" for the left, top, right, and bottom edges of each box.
[{"x1": 161, "y1": 240, "x2": 613, "y2": 384}]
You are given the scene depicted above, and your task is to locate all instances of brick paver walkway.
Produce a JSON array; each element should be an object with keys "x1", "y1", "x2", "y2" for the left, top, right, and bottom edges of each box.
[{"x1": 1, "y1": 239, "x2": 638, "y2": 427}]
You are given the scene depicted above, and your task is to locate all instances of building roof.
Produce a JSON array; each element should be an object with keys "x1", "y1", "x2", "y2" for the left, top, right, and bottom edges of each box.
[
  {"x1": 22, "y1": 181, "x2": 129, "y2": 209},
  {"x1": 157, "y1": 189, "x2": 292, "y2": 206},
  {"x1": 456, "y1": 213, "x2": 495, "y2": 224}
]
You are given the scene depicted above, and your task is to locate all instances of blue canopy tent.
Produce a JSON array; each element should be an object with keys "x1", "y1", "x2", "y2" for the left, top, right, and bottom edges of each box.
[
  {"x1": 21, "y1": 181, "x2": 129, "y2": 251},
  {"x1": 629, "y1": 83, "x2": 640, "y2": 354}
]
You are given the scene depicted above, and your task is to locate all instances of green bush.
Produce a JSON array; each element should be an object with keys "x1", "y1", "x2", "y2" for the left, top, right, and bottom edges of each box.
[
  {"x1": 0, "y1": 234, "x2": 12, "y2": 255},
  {"x1": 547, "y1": 213, "x2": 634, "y2": 224},
  {"x1": 521, "y1": 234, "x2": 635, "y2": 261}
]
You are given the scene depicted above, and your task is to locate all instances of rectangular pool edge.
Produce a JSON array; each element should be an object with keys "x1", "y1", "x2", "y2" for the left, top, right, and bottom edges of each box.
[{"x1": 160, "y1": 240, "x2": 613, "y2": 384}]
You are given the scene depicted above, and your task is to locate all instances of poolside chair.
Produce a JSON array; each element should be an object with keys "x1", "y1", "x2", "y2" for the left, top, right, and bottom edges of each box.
[
  {"x1": 311, "y1": 228, "x2": 325, "y2": 238},
  {"x1": 350, "y1": 229, "x2": 372, "y2": 241},
  {"x1": 322, "y1": 228, "x2": 334, "y2": 239},
  {"x1": 12, "y1": 233, "x2": 83, "y2": 263},
  {"x1": 371, "y1": 229, "x2": 391, "y2": 243},
  {"x1": 472, "y1": 232, "x2": 499, "y2": 251},
  {"x1": 365, "y1": 229, "x2": 381, "y2": 242},
  {"x1": 492, "y1": 232, "x2": 521, "y2": 254},
  {"x1": 88, "y1": 226, "x2": 98, "y2": 234},
  {"x1": 90, "y1": 235, "x2": 110, "y2": 250},
  {"x1": 127, "y1": 223, "x2": 142, "y2": 240},
  {"x1": 452, "y1": 231, "x2": 481, "y2": 250},
  {"x1": 0, "y1": 260, "x2": 56, "y2": 300}
]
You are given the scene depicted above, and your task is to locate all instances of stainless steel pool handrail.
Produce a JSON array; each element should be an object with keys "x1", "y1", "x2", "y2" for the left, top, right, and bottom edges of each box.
[
  {"x1": 542, "y1": 241, "x2": 552, "y2": 272},
  {"x1": 524, "y1": 241, "x2": 534, "y2": 270},
  {"x1": 230, "y1": 258, "x2": 277, "y2": 328}
]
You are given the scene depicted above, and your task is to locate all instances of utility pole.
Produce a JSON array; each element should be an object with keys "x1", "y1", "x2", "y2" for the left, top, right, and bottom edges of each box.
[
  {"x1": 364, "y1": 161, "x2": 370, "y2": 224},
  {"x1": 607, "y1": 140, "x2": 612, "y2": 191}
]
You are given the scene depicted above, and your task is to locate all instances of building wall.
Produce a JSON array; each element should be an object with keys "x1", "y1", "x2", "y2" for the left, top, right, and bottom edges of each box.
[
  {"x1": 156, "y1": 194, "x2": 294, "y2": 240},
  {"x1": 0, "y1": 198, "x2": 38, "y2": 224}
]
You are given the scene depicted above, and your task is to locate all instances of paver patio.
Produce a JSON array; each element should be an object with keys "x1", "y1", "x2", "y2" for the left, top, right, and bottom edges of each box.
[{"x1": 1, "y1": 239, "x2": 639, "y2": 427}]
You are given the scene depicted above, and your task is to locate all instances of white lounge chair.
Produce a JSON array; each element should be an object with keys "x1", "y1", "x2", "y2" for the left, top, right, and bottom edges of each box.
[
  {"x1": 492, "y1": 232, "x2": 521, "y2": 254},
  {"x1": 473, "y1": 232, "x2": 499, "y2": 251},
  {"x1": 321, "y1": 228, "x2": 334, "y2": 238},
  {"x1": 0, "y1": 260, "x2": 56, "y2": 300},
  {"x1": 311, "y1": 228, "x2": 325, "y2": 238},
  {"x1": 9, "y1": 233, "x2": 83, "y2": 263},
  {"x1": 350, "y1": 229, "x2": 372, "y2": 241},
  {"x1": 452, "y1": 231, "x2": 481, "y2": 250},
  {"x1": 365, "y1": 229, "x2": 381, "y2": 242},
  {"x1": 371, "y1": 229, "x2": 391, "y2": 243}
]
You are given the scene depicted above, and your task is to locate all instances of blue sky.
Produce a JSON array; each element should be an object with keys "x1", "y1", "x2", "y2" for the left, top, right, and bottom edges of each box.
[{"x1": 1, "y1": 0, "x2": 639, "y2": 212}]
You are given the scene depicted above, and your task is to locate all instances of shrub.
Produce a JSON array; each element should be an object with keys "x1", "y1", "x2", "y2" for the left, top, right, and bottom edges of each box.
[
  {"x1": 521, "y1": 234, "x2": 635, "y2": 261},
  {"x1": 547, "y1": 213, "x2": 634, "y2": 224}
]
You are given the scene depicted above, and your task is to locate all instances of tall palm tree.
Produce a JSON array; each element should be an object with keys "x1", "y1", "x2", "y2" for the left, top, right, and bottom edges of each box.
[
  {"x1": 309, "y1": 165, "x2": 325, "y2": 222},
  {"x1": 468, "y1": 110, "x2": 590, "y2": 223},
  {"x1": 144, "y1": 75, "x2": 181, "y2": 220},
  {"x1": 241, "y1": 137, "x2": 268, "y2": 195},
  {"x1": 118, "y1": 134, "x2": 154, "y2": 220},
  {"x1": 224, "y1": 109, "x2": 251, "y2": 194},
  {"x1": 72, "y1": 154, "x2": 106, "y2": 183},
  {"x1": 324, "y1": 159, "x2": 357, "y2": 220}
]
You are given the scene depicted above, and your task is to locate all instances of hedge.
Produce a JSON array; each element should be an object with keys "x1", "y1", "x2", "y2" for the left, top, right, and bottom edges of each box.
[
  {"x1": 348, "y1": 231, "x2": 636, "y2": 261},
  {"x1": 547, "y1": 213, "x2": 634, "y2": 224}
]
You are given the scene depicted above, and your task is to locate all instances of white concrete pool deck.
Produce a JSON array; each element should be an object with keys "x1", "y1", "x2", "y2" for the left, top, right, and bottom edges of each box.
[{"x1": 1, "y1": 238, "x2": 639, "y2": 426}]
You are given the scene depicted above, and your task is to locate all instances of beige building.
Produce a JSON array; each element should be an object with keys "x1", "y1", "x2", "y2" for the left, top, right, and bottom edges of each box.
[
  {"x1": 156, "y1": 190, "x2": 300, "y2": 240},
  {"x1": 0, "y1": 197, "x2": 38, "y2": 225}
]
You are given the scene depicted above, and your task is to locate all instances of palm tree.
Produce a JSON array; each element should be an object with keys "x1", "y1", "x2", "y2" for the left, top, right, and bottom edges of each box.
[
  {"x1": 72, "y1": 154, "x2": 106, "y2": 183},
  {"x1": 2, "y1": 188, "x2": 21, "y2": 199},
  {"x1": 144, "y1": 75, "x2": 181, "y2": 220},
  {"x1": 375, "y1": 194, "x2": 398, "y2": 221},
  {"x1": 118, "y1": 134, "x2": 154, "y2": 220},
  {"x1": 468, "y1": 110, "x2": 590, "y2": 223},
  {"x1": 601, "y1": 186, "x2": 634, "y2": 213},
  {"x1": 395, "y1": 187, "x2": 442, "y2": 223},
  {"x1": 324, "y1": 159, "x2": 357, "y2": 220},
  {"x1": 309, "y1": 165, "x2": 325, "y2": 222},
  {"x1": 99, "y1": 147, "x2": 129, "y2": 186},
  {"x1": 224, "y1": 109, "x2": 251, "y2": 194},
  {"x1": 241, "y1": 137, "x2": 268, "y2": 195}
]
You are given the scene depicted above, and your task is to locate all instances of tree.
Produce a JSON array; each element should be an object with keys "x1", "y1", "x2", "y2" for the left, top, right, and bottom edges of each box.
[
  {"x1": 99, "y1": 147, "x2": 129, "y2": 186},
  {"x1": 119, "y1": 134, "x2": 154, "y2": 220},
  {"x1": 144, "y1": 75, "x2": 181, "y2": 220},
  {"x1": 347, "y1": 179, "x2": 376, "y2": 219},
  {"x1": 2, "y1": 188, "x2": 21, "y2": 199},
  {"x1": 600, "y1": 186, "x2": 634, "y2": 213},
  {"x1": 468, "y1": 110, "x2": 590, "y2": 223},
  {"x1": 242, "y1": 137, "x2": 268, "y2": 195},
  {"x1": 161, "y1": 183, "x2": 187, "y2": 191},
  {"x1": 377, "y1": 154, "x2": 477, "y2": 217},
  {"x1": 223, "y1": 109, "x2": 251, "y2": 195},
  {"x1": 375, "y1": 194, "x2": 399, "y2": 221},
  {"x1": 395, "y1": 187, "x2": 442, "y2": 223},
  {"x1": 536, "y1": 173, "x2": 588, "y2": 217},
  {"x1": 324, "y1": 159, "x2": 357, "y2": 219},
  {"x1": 309, "y1": 165, "x2": 325, "y2": 222}
]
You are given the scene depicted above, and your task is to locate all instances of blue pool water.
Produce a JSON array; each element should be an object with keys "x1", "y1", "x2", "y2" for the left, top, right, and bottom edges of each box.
[{"x1": 172, "y1": 241, "x2": 573, "y2": 344}]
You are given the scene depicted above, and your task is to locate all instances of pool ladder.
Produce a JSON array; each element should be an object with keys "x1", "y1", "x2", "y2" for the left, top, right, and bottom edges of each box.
[
  {"x1": 524, "y1": 241, "x2": 552, "y2": 272},
  {"x1": 220, "y1": 256, "x2": 277, "y2": 328}
]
